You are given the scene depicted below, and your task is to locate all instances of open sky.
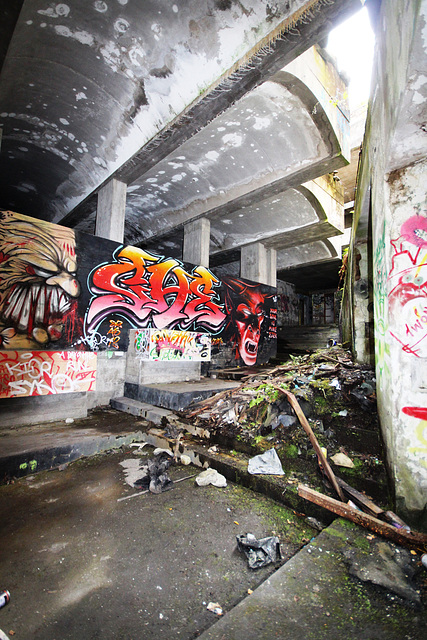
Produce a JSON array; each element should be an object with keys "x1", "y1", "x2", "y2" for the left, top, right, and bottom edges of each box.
[{"x1": 326, "y1": 5, "x2": 376, "y2": 111}]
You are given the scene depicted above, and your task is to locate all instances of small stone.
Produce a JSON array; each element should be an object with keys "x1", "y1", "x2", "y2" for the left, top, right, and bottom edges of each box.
[
  {"x1": 180, "y1": 454, "x2": 191, "y2": 466},
  {"x1": 331, "y1": 452, "x2": 354, "y2": 468},
  {"x1": 195, "y1": 468, "x2": 227, "y2": 487},
  {"x1": 65, "y1": 418, "x2": 74, "y2": 424}
]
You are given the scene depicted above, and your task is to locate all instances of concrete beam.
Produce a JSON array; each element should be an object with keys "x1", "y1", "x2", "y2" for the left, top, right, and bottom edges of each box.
[
  {"x1": 183, "y1": 218, "x2": 210, "y2": 267},
  {"x1": 95, "y1": 179, "x2": 127, "y2": 243},
  {"x1": 241, "y1": 243, "x2": 269, "y2": 285},
  {"x1": 266, "y1": 248, "x2": 277, "y2": 288}
]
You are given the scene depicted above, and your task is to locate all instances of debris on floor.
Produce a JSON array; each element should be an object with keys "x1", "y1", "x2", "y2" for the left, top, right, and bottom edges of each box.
[
  {"x1": 120, "y1": 451, "x2": 175, "y2": 494},
  {"x1": 206, "y1": 602, "x2": 223, "y2": 615},
  {"x1": 195, "y1": 468, "x2": 227, "y2": 487},
  {"x1": 248, "y1": 448, "x2": 284, "y2": 475},
  {"x1": 236, "y1": 532, "x2": 282, "y2": 569},
  {"x1": 134, "y1": 451, "x2": 175, "y2": 494}
]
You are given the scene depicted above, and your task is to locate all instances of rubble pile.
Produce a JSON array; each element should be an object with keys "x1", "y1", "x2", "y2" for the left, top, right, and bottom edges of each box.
[{"x1": 185, "y1": 347, "x2": 386, "y2": 501}]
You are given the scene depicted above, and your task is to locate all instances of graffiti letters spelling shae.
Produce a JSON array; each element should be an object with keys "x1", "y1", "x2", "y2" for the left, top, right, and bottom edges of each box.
[{"x1": 85, "y1": 246, "x2": 226, "y2": 336}]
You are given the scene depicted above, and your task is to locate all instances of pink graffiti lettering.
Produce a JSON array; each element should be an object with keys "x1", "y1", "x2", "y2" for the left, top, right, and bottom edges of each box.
[{"x1": 86, "y1": 247, "x2": 226, "y2": 334}]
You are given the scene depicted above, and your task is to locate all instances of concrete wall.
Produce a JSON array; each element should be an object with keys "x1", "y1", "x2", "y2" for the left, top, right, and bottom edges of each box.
[
  {"x1": 349, "y1": 0, "x2": 427, "y2": 526},
  {"x1": 87, "y1": 351, "x2": 126, "y2": 409}
]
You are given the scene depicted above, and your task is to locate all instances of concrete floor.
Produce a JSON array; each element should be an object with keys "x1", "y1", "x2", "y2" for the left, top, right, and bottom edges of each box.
[
  {"x1": 0, "y1": 450, "x2": 311, "y2": 640},
  {"x1": 0, "y1": 411, "x2": 426, "y2": 640}
]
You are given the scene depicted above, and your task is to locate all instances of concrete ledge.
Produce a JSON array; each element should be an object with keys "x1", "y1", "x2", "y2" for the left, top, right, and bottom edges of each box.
[
  {"x1": 110, "y1": 397, "x2": 175, "y2": 425},
  {"x1": 124, "y1": 379, "x2": 239, "y2": 411},
  {"x1": 0, "y1": 392, "x2": 88, "y2": 427}
]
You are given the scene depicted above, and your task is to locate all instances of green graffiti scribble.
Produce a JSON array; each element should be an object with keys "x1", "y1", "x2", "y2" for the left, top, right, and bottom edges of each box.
[
  {"x1": 19, "y1": 462, "x2": 28, "y2": 470},
  {"x1": 373, "y1": 221, "x2": 390, "y2": 378},
  {"x1": 29, "y1": 460, "x2": 38, "y2": 471}
]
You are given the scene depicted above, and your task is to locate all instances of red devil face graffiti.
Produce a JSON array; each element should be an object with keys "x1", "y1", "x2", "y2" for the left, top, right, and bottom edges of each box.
[{"x1": 223, "y1": 278, "x2": 268, "y2": 366}]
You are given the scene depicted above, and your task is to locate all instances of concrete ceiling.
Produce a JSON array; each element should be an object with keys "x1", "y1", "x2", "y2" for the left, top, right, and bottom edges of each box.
[{"x1": 0, "y1": 0, "x2": 362, "y2": 291}]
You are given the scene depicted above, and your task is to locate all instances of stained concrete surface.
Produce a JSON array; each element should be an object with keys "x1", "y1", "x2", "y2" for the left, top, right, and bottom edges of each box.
[
  {"x1": 0, "y1": 451, "x2": 312, "y2": 640},
  {"x1": 0, "y1": 411, "x2": 426, "y2": 639}
]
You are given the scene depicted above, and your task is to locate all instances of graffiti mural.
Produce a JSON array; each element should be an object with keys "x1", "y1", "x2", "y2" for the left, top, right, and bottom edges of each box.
[
  {"x1": 85, "y1": 246, "x2": 226, "y2": 336},
  {"x1": 0, "y1": 350, "x2": 97, "y2": 398},
  {"x1": 222, "y1": 277, "x2": 276, "y2": 366},
  {"x1": 0, "y1": 211, "x2": 277, "y2": 367},
  {"x1": 388, "y1": 214, "x2": 427, "y2": 358},
  {"x1": 135, "y1": 329, "x2": 211, "y2": 361},
  {"x1": 0, "y1": 210, "x2": 81, "y2": 350}
]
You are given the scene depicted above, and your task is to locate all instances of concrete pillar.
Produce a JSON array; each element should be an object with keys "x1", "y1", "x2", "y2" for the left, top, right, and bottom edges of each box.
[
  {"x1": 240, "y1": 242, "x2": 268, "y2": 284},
  {"x1": 266, "y1": 248, "x2": 277, "y2": 288},
  {"x1": 183, "y1": 218, "x2": 210, "y2": 267},
  {"x1": 95, "y1": 178, "x2": 127, "y2": 243}
]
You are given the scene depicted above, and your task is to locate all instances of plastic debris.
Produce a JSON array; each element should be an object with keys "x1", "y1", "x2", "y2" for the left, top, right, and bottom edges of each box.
[
  {"x1": 338, "y1": 409, "x2": 348, "y2": 417},
  {"x1": 195, "y1": 468, "x2": 227, "y2": 487},
  {"x1": 236, "y1": 533, "x2": 282, "y2": 569},
  {"x1": 134, "y1": 452, "x2": 174, "y2": 494},
  {"x1": 248, "y1": 448, "x2": 284, "y2": 475},
  {"x1": 330, "y1": 452, "x2": 355, "y2": 468},
  {"x1": 180, "y1": 454, "x2": 191, "y2": 466},
  {"x1": 206, "y1": 602, "x2": 223, "y2": 615}
]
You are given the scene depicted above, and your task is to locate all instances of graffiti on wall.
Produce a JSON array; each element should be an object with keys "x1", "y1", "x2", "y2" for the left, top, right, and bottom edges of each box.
[
  {"x1": 0, "y1": 210, "x2": 81, "y2": 351},
  {"x1": 402, "y1": 406, "x2": 427, "y2": 466},
  {"x1": 0, "y1": 350, "x2": 97, "y2": 398},
  {"x1": 0, "y1": 211, "x2": 277, "y2": 368},
  {"x1": 388, "y1": 214, "x2": 427, "y2": 358},
  {"x1": 222, "y1": 277, "x2": 276, "y2": 366},
  {"x1": 134, "y1": 329, "x2": 211, "y2": 361},
  {"x1": 85, "y1": 246, "x2": 226, "y2": 334}
]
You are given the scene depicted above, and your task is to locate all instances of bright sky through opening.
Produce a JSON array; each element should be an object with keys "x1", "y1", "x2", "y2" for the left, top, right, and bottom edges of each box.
[{"x1": 326, "y1": 6, "x2": 375, "y2": 111}]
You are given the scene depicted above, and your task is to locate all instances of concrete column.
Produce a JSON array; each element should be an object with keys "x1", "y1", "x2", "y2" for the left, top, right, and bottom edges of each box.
[
  {"x1": 183, "y1": 218, "x2": 210, "y2": 267},
  {"x1": 95, "y1": 178, "x2": 127, "y2": 243},
  {"x1": 266, "y1": 248, "x2": 277, "y2": 288},
  {"x1": 240, "y1": 242, "x2": 268, "y2": 284}
]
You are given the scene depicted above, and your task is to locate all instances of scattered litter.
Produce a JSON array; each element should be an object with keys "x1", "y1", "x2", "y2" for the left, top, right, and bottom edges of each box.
[
  {"x1": 153, "y1": 448, "x2": 174, "y2": 457},
  {"x1": 236, "y1": 533, "x2": 282, "y2": 569},
  {"x1": 117, "y1": 473, "x2": 197, "y2": 502},
  {"x1": 65, "y1": 417, "x2": 74, "y2": 424},
  {"x1": 234, "y1": 521, "x2": 239, "y2": 525},
  {"x1": 330, "y1": 452, "x2": 355, "y2": 468},
  {"x1": 248, "y1": 448, "x2": 284, "y2": 475},
  {"x1": 180, "y1": 454, "x2": 191, "y2": 466},
  {"x1": 134, "y1": 452, "x2": 174, "y2": 494},
  {"x1": 422, "y1": 554, "x2": 427, "y2": 570},
  {"x1": 208, "y1": 445, "x2": 219, "y2": 454},
  {"x1": 119, "y1": 458, "x2": 145, "y2": 486},
  {"x1": 0, "y1": 591, "x2": 10, "y2": 610},
  {"x1": 338, "y1": 409, "x2": 348, "y2": 417},
  {"x1": 305, "y1": 517, "x2": 325, "y2": 531},
  {"x1": 206, "y1": 602, "x2": 223, "y2": 615},
  {"x1": 247, "y1": 588, "x2": 253, "y2": 594},
  {"x1": 195, "y1": 468, "x2": 227, "y2": 487},
  {"x1": 329, "y1": 378, "x2": 341, "y2": 389},
  {"x1": 0, "y1": 631, "x2": 11, "y2": 640}
]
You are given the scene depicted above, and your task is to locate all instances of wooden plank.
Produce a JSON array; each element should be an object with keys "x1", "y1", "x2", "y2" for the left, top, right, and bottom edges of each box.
[
  {"x1": 272, "y1": 386, "x2": 345, "y2": 501},
  {"x1": 336, "y1": 477, "x2": 384, "y2": 518},
  {"x1": 298, "y1": 484, "x2": 427, "y2": 552}
]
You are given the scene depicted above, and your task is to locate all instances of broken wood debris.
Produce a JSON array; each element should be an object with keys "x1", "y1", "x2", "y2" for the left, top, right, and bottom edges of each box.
[
  {"x1": 271, "y1": 386, "x2": 345, "y2": 501},
  {"x1": 298, "y1": 485, "x2": 427, "y2": 553}
]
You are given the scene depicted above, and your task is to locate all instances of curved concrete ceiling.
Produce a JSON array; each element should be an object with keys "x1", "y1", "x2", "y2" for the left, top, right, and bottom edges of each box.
[{"x1": 0, "y1": 0, "x2": 358, "y2": 228}]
